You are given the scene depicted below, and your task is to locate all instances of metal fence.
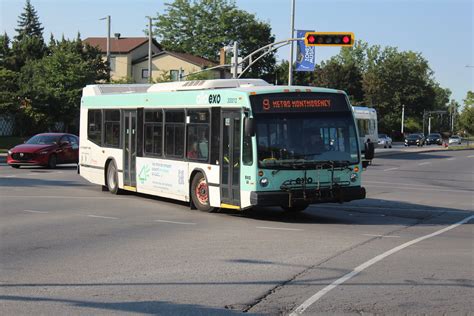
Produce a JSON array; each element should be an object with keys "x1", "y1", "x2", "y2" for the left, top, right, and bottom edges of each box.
[{"x1": 0, "y1": 115, "x2": 15, "y2": 136}]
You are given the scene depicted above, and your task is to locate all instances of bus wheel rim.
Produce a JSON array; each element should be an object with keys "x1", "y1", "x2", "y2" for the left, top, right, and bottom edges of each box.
[{"x1": 196, "y1": 179, "x2": 208, "y2": 205}]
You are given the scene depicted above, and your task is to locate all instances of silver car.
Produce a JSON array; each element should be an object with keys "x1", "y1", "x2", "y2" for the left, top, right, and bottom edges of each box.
[
  {"x1": 378, "y1": 133, "x2": 392, "y2": 148},
  {"x1": 448, "y1": 135, "x2": 462, "y2": 145}
]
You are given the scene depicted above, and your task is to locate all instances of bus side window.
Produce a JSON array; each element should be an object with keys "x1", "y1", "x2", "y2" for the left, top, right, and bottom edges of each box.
[
  {"x1": 242, "y1": 133, "x2": 253, "y2": 165},
  {"x1": 88, "y1": 110, "x2": 102, "y2": 145},
  {"x1": 144, "y1": 110, "x2": 163, "y2": 156},
  {"x1": 186, "y1": 110, "x2": 209, "y2": 162},
  {"x1": 165, "y1": 111, "x2": 185, "y2": 158}
]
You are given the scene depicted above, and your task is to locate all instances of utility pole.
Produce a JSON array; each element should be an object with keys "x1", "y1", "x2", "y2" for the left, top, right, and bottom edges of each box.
[
  {"x1": 451, "y1": 111, "x2": 455, "y2": 132},
  {"x1": 401, "y1": 104, "x2": 405, "y2": 134},
  {"x1": 422, "y1": 110, "x2": 426, "y2": 135},
  {"x1": 428, "y1": 115, "x2": 432, "y2": 135},
  {"x1": 233, "y1": 41, "x2": 239, "y2": 79},
  {"x1": 288, "y1": 0, "x2": 296, "y2": 86},
  {"x1": 100, "y1": 15, "x2": 111, "y2": 80},
  {"x1": 146, "y1": 16, "x2": 154, "y2": 83}
]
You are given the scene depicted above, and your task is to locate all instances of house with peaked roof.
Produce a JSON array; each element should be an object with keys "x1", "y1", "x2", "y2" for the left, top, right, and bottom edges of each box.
[
  {"x1": 132, "y1": 51, "x2": 227, "y2": 83},
  {"x1": 84, "y1": 35, "x2": 228, "y2": 82},
  {"x1": 84, "y1": 35, "x2": 162, "y2": 81}
]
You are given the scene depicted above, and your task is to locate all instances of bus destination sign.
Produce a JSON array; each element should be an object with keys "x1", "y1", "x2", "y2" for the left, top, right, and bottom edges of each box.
[{"x1": 250, "y1": 92, "x2": 349, "y2": 114}]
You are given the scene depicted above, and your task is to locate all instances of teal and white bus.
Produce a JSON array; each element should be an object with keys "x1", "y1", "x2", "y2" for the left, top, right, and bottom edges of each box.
[
  {"x1": 353, "y1": 106, "x2": 377, "y2": 166},
  {"x1": 79, "y1": 79, "x2": 365, "y2": 212}
]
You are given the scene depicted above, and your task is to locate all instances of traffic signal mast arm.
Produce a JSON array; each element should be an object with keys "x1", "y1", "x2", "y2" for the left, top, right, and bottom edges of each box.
[
  {"x1": 181, "y1": 32, "x2": 354, "y2": 79},
  {"x1": 237, "y1": 38, "x2": 302, "y2": 78}
]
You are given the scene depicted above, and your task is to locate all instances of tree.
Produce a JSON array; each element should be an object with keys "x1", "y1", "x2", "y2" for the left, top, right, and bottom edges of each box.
[
  {"x1": 458, "y1": 91, "x2": 474, "y2": 135},
  {"x1": 153, "y1": 0, "x2": 275, "y2": 77},
  {"x1": 18, "y1": 36, "x2": 109, "y2": 133},
  {"x1": 0, "y1": 67, "x2": 19, "y2": 114},
  {"x1": 313, "y1": 58, "x2": 364, "y2": 104},
  {"x1": 14, "y1": 0, "x2": 44, "y2": 42},
  {"x1": 11, "y1": 0, "x2": 46, "y2": 70},
  {"x1": 362, "y1": 46, "x2": 439, "y2": 132}
]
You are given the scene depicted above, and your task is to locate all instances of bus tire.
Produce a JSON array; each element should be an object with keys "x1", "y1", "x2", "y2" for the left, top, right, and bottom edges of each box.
[
  {"x1": 106, "y1": 161, "x2": 120, "y2": 195},
  {"x1": 191, "y1": 172, "x2": 214, "y2": 212},
  {"x1": 282, "y1": 203, "x2": 309, "y2": 213}
]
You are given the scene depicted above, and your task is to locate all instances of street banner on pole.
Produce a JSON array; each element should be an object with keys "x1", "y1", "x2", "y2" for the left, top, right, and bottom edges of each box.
[{"x1": 296, "y1": 30, "x2": 315, "y2": 72}]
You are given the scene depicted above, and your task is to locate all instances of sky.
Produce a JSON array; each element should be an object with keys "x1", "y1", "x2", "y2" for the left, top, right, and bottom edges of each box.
[{"x1": 1, "y1": 0, "x2": 473, "y2": 105}]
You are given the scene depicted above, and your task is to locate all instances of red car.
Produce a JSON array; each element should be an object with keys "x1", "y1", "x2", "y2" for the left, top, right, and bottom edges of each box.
[{"x1": 7, "y1": 133, "x2": 79, "y2": 169}]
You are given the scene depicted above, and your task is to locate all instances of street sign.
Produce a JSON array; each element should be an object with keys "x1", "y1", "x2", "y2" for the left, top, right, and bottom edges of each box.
[{"x1": 296, "y1": 30, "x2": 316, "y2": 72}]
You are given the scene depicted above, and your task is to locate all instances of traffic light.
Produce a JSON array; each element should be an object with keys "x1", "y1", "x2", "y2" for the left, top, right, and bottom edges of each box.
[{"x1": 304, "y1": 32, "x2": 355, "y2": 47}]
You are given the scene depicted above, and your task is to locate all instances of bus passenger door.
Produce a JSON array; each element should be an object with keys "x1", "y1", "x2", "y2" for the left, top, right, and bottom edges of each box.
[
  {"x1": 220, "y1": 110, "x2": 241, "y2": 207},
  {"x1": 123, "y1": 110, "x2": 137, "y2": 189}
]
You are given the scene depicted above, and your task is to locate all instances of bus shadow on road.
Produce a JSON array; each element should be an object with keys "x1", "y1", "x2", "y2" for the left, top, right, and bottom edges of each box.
[
  {"x1": 376, "y1": 151, "x2": 458, "y2": 161},
  {"x1": 0, "y1": 177, "x2": 87, "y2": 188},
  {"x1": 221, "y1": 199, "x2": 472, "y2": 226},
  {"x1": 0, "y1": 295, "x2": 252, "y2": 315}
]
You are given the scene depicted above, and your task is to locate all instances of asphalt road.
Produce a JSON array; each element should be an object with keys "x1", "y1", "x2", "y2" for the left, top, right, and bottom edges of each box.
[{"x1": 0, "y1": 149, "x2": 473, "y2": 315}]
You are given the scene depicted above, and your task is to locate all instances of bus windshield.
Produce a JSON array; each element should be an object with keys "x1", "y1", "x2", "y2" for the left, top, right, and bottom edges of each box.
[{"x1": 255, "y1": 113, "x2": 359, "y2": 169}]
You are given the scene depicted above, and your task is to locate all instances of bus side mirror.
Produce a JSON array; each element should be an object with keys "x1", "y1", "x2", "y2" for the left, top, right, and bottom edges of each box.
[
  {"x1": 364, "y1": 142, "x2": 375, "y2": 160},
  {"x1": 244, "y1": 117, "x2": 256, "y2": 137}
]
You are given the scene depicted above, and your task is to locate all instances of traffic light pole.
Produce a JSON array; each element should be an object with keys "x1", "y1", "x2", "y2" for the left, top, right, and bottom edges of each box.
[{"x1": 288, "y1": 0, "x2": 296, "y2": 86}]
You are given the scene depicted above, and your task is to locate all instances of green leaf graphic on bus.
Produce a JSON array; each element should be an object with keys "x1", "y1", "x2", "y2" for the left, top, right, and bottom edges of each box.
[{"x1": 138, "y1": 165, "x2": 150, "y2": 184}]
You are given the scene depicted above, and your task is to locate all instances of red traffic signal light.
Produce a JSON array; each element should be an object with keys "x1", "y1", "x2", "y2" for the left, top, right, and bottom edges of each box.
[{"x1": 304, "y1": 32, "x2": 355, "y2": 47}]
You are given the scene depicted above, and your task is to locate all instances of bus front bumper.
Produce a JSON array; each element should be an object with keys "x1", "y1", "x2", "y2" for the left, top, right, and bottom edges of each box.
[{"x1": 250, "y1": 186, "x2": 366, "y2": 207}]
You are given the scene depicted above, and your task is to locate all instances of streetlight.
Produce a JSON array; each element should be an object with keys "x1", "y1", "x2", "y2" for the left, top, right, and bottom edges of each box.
[{"x1": 100, "y1": 15, "x2": 111, "y2": 80}]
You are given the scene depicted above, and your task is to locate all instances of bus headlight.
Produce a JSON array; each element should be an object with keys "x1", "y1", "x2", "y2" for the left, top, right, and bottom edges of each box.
[
  {"x1": 260, "y1": 177, "x2": 269, "y2": 187},
  {"x1": 350, "y1": 173, "x2": 358, "y2": 182}
]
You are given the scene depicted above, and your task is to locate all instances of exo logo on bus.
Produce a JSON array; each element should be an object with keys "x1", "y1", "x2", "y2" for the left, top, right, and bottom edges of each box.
[
  {"x1": 196, "y1": 93, "x2": 221, "y2": 104},
  {"x1": 282, "y1": 177, "x2": 314, "y2": 186},
  {"x1": 209, "y1": 94, "x2": 221, "y2": 104}
]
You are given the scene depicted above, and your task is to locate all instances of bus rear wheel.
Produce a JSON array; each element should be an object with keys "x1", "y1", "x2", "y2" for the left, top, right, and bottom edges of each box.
[
  {"x1": 282, "y1": 203, "x2": 309, "y2": 213},
  {"x1": 191, "y1": 173, "x2": 214, "y2": 212},
  {"x1": 106, "y1": 161, "x2": 120, "y2": 195}
]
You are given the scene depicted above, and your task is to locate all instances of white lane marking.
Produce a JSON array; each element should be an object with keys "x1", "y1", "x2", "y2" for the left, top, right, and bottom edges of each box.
[
  {"x1": 383, "y1": 167, "x2": 399, "y2": 171},
  {"x1": 2, "y1": 196, "x2": 129, "y2": 200},
  {"x1": 154, "y1": 219, "x2": 196, "y2": 225},
  {"x1": 256, "y1": 226, "x2": 304, "y2": 232},
  {"x1": 23, "y1": 210, "x2": 49, "y2": 214},
  {"x1": 362, "y1": 234, "x2": 400, "y2": 238},
  {"x1": 418, "y1": 162, "x2": 431, "y2": 166},
  {"x1": 3, "y1": 175, "x2": 16, "y2": 178},
  {"x1": 86, "y1": 215, "x2": 119, "y2": 220},
  {"x1": 290, "y1": 214, "x2": 474, "y2": 315},
  {"x1": 446, "y1": 157, "x2": 456, "y2": 161},
  {"x1": 468, "y1": 155, "x2": 474, "y2": 158}
]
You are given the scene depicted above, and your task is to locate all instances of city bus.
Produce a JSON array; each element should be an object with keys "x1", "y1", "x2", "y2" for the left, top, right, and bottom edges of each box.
[
  {"x1": 79, "y1": 79, "x2": 365, "y2": 212},
  {"x1": 353, "y1": 106, "x2": 377, "y2": 165}
]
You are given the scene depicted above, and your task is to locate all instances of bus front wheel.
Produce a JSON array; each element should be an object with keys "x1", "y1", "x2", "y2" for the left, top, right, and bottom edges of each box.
[
  {"x1": 191, "y1": 173, "x2": 214, "y2": 212},
  {"x1": 106, "y1": 161, "x2": 120, "y2": 195}
]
